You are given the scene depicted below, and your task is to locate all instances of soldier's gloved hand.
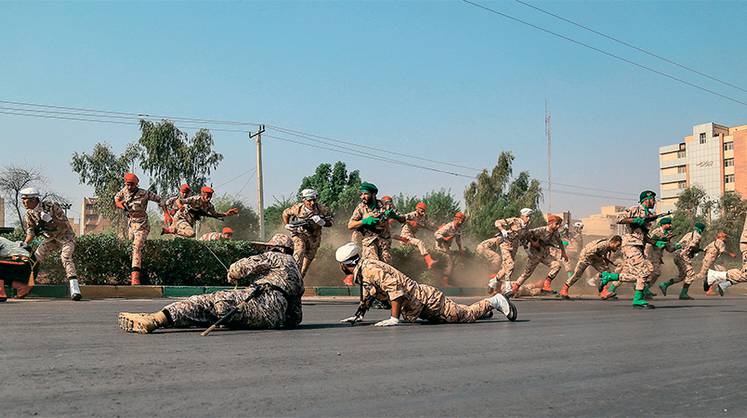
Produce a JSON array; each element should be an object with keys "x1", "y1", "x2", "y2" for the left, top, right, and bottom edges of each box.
[
  {"x1": 283, "y1": 224, "x2": 296, "y2": 232},
  {"x1": 361, "y1": 216, "x2": 380, "y2": 226},
  {"x1": 501, "y1": 230, "x2": 509, "y2": 239},
  {"x1": 374, "y1": 316, "x2": 400, "y2": 327},
  {"x1": 226, "y1": 207, "x2": 240, "y2": 216},
  {"x1": 674, "y1": 243, "x2": 683, "y2": 250},
  {"x1": 311, "y1": 215, "x2": 325, "y2": 225},
  {"x1": 655, "y1": 241, "x2": 667, "y2": 249},
  {"x1": 632, "y1": 217, "x2": 646, "y2": 227},
  {"x1": 340, "y1": 316, "x2": 359, "y2": 324},
  {"x1": 40, "y1": 212, "x2": 52, "y2": 223}
]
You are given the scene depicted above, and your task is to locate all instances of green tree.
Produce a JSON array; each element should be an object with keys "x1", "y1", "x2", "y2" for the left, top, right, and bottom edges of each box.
[
  {"x1": 423, "y1": 189, "x2": 461, "y2": 226},
  {"x1": 138, "y1": 120, "x2": 223, "y2": 197},
  {"x1": 297, "y1": 161, "x2": 361, "y2": 214},
  {"x1": 671, "y1": 186, "x2": 712, "y2": 237},
  {"x1": 71, "y1": 143, "x2": 140, "y2": 231},
  {"x1": 0, "y1": 165, "x2": 42, "y2": 229},
  {"x1": 463, "y1": 151, "x2": 543, "y2": 239},
  {"x1": 393, "y1": 193, "x2": 419, "y2": 214},
  {"x1": 712, "y1": 191, "x2": 747, "y2": 250},
  {"x1": 263, "y1": 195, "x2": 295, "y2": 233}
]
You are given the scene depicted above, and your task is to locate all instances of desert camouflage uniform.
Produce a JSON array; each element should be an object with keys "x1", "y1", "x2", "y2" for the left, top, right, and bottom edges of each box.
[
  {"x1": 283, "y1": 202, "x2": 332, "y2": 277},
  {"x1": 494, "y1": 217, "x2": 529, "y2": 281},
  {"x1": 644, "y1": 225, "x2": 675, "y2": 287},
  {"x1": 163, "y1": 251, "x2": 304, "y2": 329},
  {"x1": 25, "y1": 201, "x2": 76, "y2": 278},
  {"x1": 356, "y1": 259, "x2": 492, "y2": 323},
  {"x1": 172, "y1": 196, "x2": 225, "y2": 238},
  {"x1": 434, "y1": 220, "x2": 463, "y2": 277},
  {"x1": 671, "y1": 230, "x2": 701, "y2": 285},
  {"x1": 515, "y1": 226, "x2": 563, "y2": 286},
  {"x1": 350, "y1": 200, "x2": 399, "y2": 263},
  {"x1": 476, "y1": 236, "x2": 502, "y2": 270},
  {"x1": 394, "y1": 210, "x2": 434, "y2": 256},
  {"x1": 614, "y1": 205, "x2": 655, "y2": 290},
  {"x1": 696, "y1": 239, "x2": 727, "y2": 281},
  {"x1": 114, "y1": 187, "x2": 162, "y2": 269},
  {"x1": 199, "y1": 232, "x2": 225, "y2": 241},
  {"x1": 565, "y1": 238, "x2": 618, "y2": 287}
]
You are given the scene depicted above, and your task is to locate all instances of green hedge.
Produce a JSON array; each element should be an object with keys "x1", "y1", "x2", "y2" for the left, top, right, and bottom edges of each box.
[{"x1": 3, "y1": 233, "x2": 260, "y2": 286}]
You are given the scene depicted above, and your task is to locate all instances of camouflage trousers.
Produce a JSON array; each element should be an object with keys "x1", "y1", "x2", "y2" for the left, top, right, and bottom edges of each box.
[
  {"x1": 741, "y1": 243, "x2": 747, "y2": 271},
  {"x1": 417, "y1": 291, "x2": 493, "y2": 323},
  {"x1": 292, "y1": 232, "x2": 322, "y2": 277},
  {"x1": 648, "y1": 250, "x2": 666, "y2": 286},
  {"x1": 163, "y1": 287, "x2": 297, "y2": 329},
  {"x1": 396, "y1": 230, "x2": 429, "y2": 256},
  {"x1": 128, "y1": 218, "x2": 149, "y2": 269},
  {"x1": 515, "y1": 247, "x2": 561, "y2": 286},
  {"x1": 695, "y1": 252, "x2": 718, "y2": 282},
  {"x1": 35, "y1": 231, "x2": 76, "y2": 278},
  {"x1": 672, "y1": 252, "x2": 696, "y2": 285},
  {"x1": 496, "y1": 242, "x2": 518, "y2": 281},
  {"x1": 726, "y1": 269, "x2": 747, "y2": 283},
  {"x1": 361, "y1": 236, "x2": 392, "y2": 264},
  {"x1": 549, "y1": 246, "x2": 573, "y2": 274},
  {"x1": 172, "y1": 218, "x2": 196, "y2": 238},
  {"x1": 566, "y1": 255, "x2": 608, "y2": 287},
  {"x1": 476, "y1": 244, "x2": 501, "y2": 271},
  {"x1": 615, "y1": 245, "x2": 652, "y2": 291}
]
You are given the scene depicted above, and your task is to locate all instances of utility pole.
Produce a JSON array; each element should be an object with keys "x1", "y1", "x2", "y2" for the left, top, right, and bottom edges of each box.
[
  {"x1": 250, "y1": 125, "x2": 266, "y2": 240},
  {"x1": 545, "y1": 100, "x2": 552, "y2": 214}
]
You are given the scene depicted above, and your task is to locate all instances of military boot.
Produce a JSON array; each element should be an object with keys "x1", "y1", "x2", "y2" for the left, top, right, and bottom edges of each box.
[
  {"x1": 658, "y1": 279, "x2": 674, "y2": 297},
  {"x1": 679, "y1": 284, "x2": 694, "y2": 300},
  {"x1": 118, "y1": 311, "x2": 169, "y2": 334}
]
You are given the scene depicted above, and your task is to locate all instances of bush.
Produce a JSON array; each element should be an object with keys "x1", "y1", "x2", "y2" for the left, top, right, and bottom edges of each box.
[{"x1": 10, "y1": 233, "x2": 260, "y2": 286}]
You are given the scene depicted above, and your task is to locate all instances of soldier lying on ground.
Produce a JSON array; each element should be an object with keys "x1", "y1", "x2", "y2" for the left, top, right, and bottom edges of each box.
[
  {"x1": 0, "y1": 236, "x2": 36, "y2": 302},
  {"x1": 335, "y1": 242, "x2": 517, "y2": 327},
  {"x1": 118, "y1": 234, "x2": 303, "y2": 334}
]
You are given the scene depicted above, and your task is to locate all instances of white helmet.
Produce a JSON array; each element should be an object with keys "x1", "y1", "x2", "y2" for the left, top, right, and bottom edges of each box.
[
  {"x1": 301, "y1": 188, "x2": 318, "y2": 200},
  {"x1": 335, "y1": 242, "x2": 360, "y2": 263},
  {"x1": 19, "y1": 187, "x2": 40, "y2": 198},
  {"x1": 520, "y1": 208, "x2": 534, "y2": 217},
  {"x1": 573, "y1": 221, "x2": 583, "y2": 228}
]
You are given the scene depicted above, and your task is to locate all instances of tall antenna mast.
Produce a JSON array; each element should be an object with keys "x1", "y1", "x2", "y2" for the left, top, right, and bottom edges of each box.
[{"x1": 545, "y1": 100, "x2": 552, "y2": 214}]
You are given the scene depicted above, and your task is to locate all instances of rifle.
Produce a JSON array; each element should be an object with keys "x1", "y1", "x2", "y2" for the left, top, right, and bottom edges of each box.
[
  {"x1": 642, "y1": 210, "x2": 672, "y2": 224},
  {"x1": 201, "y1": 286, "x2": 260, "y2": 336},
  {"x1": 286, "y1": 215, "x2": 333, "y2": 231}
]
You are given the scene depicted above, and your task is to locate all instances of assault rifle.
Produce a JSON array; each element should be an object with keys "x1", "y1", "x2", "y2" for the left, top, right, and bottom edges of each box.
[{"x1": 285, "y1": 215, "x2": 333, "y2": 231}]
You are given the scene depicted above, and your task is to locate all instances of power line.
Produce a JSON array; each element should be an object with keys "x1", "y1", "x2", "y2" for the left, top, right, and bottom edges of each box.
[
  {"x1": 216, "y1": 167, "x2": 257, "y2": 188},
  {"x1": 513, "y1": 0, "x2": 747, "y2": 94},
  {"x1": 460, "y1": 0, "x2": 747, "y2": 108}
]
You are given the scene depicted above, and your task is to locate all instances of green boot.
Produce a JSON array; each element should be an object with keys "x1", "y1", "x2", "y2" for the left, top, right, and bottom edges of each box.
[
  {"x1": 597, "y1": 272, "x2": 620, "y2": 293},
  {"x1": 679, "y1": 284, "x2": 694, "y2": 300},
  {"x1": 643, "y1": 284, "x2": 656, "y2": 300},
  {"x1": 658, "y1": 279, "x2": 673, "y2": 296},
  {"x1": 632, "y1": 290, "x2": 655, "y2": 309}
]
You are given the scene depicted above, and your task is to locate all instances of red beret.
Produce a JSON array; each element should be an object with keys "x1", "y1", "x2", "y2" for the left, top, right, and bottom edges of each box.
[
  {"x1": 222, "y1": 227, "x2": 234, "y2": 234},
  {"x1": 416, "y1": 202, "x2": 427, "y2": 210},
  {"x1": 180, "y1": 184, "x2": 191, "y2": 192},
  {"x1": 454, "y1": 212, "x2": 466, "y2": 220},
  {"x1": 124, "y1": 173, "x2": 139, "y2": 184},
  {"x1": 201, "y1": 186, "x2": 214, "y2": 194}
]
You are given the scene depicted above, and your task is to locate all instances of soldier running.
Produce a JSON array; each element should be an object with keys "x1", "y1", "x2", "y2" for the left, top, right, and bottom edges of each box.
[
  {"x1": 199, "y1": 227, "x2": 234, "y2": 241},
  {"x1": 19, "y1": 187, "x2": 81, "y2": 301},
  {"x1": 0, "y1": 236, "x2": 36, "y2": 301},
  {"x1": 434, "y1": 212, "x2": 466, "y2": 287},
  {"x1": 118, "y1": 234, "x2": 303, "y2": 334},
  {"x1": 511, "y1": 214, "x2": 568, "y2": 297},
  {"x1": 347, "y1": 182, "x2": 404, "y2": 264},
  {"x1": 659, "y1": 222, "x2": 705, "y2": 300},
  {"x1": 645, "y1": 217, "x2": 677, "y2": 295},
  {"x1": 114, "y1": 173, "x2": 166, "y2": 285},
  {"x1": 559, "y1": 235, "x2": 622, "y2": 299},
  {"x1": 476, "y1": 234, "x2": 502, "y2": 291},
  {"x1": 393, "y1": 201, "x2": 437, "y2": 270},
  {"x1": 488, "y1": 208, "x2": 533, "y2": 294},
  {"x1": 162, "y1": 186, "x2": 239, "y2": 238},
  {"x1": 698, "y1": 232, "x2": 735, "y2": 295},
  {"x1": 282, "y1": 188, "x2": 333, "y2": 277},
  {"x1": 335, "y1": 243, "x2": 517, "y2": 326}
]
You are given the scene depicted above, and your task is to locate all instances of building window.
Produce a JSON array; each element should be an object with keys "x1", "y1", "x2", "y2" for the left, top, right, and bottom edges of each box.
[
  {"x1": 679, "y1": 143, "x2": 686, "y2": 151},
  {"x1": 725, "y1": 174, "x2": 735, "y2": 184},
  {"x1": 725, "y1": 142, "x2": 734, "y2": 151},
  {"x1": 677, "y1": 181, "x2": 687, "y2": 189},
  {"x1": 699, "y1": 132, "x2": 707, "y2": 143},
  {"x1": 677, "y1": 166, "x2": 686, "y2": 174},
  {"x1": 677, "y1": 150, "x2": 686, "y2": 158},
  {"x1": 725, "y1": 158, "x2": 735, "y2": 167}
]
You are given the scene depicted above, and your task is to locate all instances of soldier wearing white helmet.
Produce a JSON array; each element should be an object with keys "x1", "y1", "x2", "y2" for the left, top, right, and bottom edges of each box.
[
  {"x1": 19, "y1": 187, "x2": 81, "y2": 301},
  {"x1": 118, "y1": 233, "x2": 304, "y2": 334},
  {"x1": 487, "y1": 208, "x2": 534, "y2": 294},
  {"x1": 335, "y1": 243, "x2": 517, "y2": 327},
  {"x1": 282, "y1": 188, "x2": 333, "y2": 277}
]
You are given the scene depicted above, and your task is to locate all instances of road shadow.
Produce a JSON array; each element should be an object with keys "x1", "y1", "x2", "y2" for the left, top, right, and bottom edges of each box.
[{"x1": 653, "y1": 304, "x2": 725, "y2": 309}]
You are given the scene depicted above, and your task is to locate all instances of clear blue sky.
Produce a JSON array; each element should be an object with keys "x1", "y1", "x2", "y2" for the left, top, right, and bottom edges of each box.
[{"x1": 2, "y1": 0, "x2": 746, "y2": 224}]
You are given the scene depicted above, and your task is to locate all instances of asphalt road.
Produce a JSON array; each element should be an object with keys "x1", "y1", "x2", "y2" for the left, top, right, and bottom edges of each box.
[{"x1": 2, "y1": 296, "x2": 747, "y2": 417}]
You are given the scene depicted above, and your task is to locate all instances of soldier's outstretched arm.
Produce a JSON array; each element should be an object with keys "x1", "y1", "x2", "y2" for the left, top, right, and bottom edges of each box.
[{"x1": 227, "y1": 255, "x2": 272, "y2": 284}]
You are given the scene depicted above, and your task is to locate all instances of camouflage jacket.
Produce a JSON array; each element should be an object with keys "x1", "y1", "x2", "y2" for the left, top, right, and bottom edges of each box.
[
  {"x1": 494, "y1": 216, "x2": 528, "y2": 244},
  {"x1": 703, "y1": 239, "x2": 726, "y2": 258},
  {"x1": 525, "y1": 226, "x2": 563, "y2": 250},
  {"x1": 175, "y1": 196, "x2": 224, "y2": 226},
  {"x1": 400, "y1": 210, "x2": 435, "y2": 236},
  {"x1": 349, "y1": 200, "x2": 401, "y2": 240},
  {"x1": 677, "y1": 230, "x2": 702, "y2": 257},
  {"x1": 618, "y1": 204, "x2": 656, "y2": 247},
  {"x1": 580, "y1": 238, "x2": 617, "y2": 259},
  {"x1": 283, "y1": 202, "x2": 332, "y2": 236},
  {"x1": 434, "y1": 221, "x2": 463, "y2": 249},
  {"x1": 114, "y1": 187, "x2": 163, "y2": 220},
  {"x1": 25, "y1": 201, "x2": 73, "y2": 240}
]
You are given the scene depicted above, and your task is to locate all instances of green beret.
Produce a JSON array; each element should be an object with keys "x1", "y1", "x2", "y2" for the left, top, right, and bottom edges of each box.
[
  {"x1": 359, "y1": 182, "x2": 378, "y2": 194},
  {"x1": 695, "y1": 222, "x2": 706, "y2": 232},
  {"x1": 639, "y1": 190, "x2": 656, "y2": 202},
  {"x1": 659, "y1": 217, "x2": 672, "y2": 226}
]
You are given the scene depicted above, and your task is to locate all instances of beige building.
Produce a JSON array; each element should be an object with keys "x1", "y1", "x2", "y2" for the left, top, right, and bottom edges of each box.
[
  {"x1": 580, "y1": 205, "x2": 628, "y2": 237},
  {"x1": 80, "y1": 197, "x2": 111, "y2": 235},
  {"x1": 659, "y1": 122, "x2": 747, "y2": 212}
]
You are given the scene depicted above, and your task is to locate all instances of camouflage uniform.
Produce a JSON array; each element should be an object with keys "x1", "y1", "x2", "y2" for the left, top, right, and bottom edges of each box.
[
  {"x1": 476, "y1": 236, "x2": 502, "y2": 270},
  {"x1": 494, "y1": 217, "x2": 529, "y2": 281},
  {"x1": 282, "y1": 202, "x2": 332, "y2": 277},
  {"x1": 114, "y1": 187, "x2": 162, "y2": 269},
  {"x1": 671, "y1": 230, "x2": 701, "y2": 285},
  {"x1": 349, "y1": 200, "x2": 399, "y2": 263},
  {"x1": 199, "y1": 232, "x2": 224, "y2": 241},
  {"x1": 740, "y1": 216, "x2": 747, "y2": 270},
  {"x1": 434, "y1": 220, "x2": 463, "y2": 277},
  {"x1": 172, "y1": 196, "x2": 225, "y2": 238},
  {"x1": 25, "y1": 201, "x2": 76, "y2": 278},
  {"x1": 565, "y1": 238, "x2": 618, "y2": 287},
  {"x1": 395, "y1": 210, "x2": 434, "y2": 256},
  {"x1": 355, "y1": 259, "x2": 492, "y2": 323},
  {"x1": 614, "y1": 205, "x2": 654, "y2": 290},
  {"x1": 645, "y1": 225, "x2": 675, "y2": 287},
  {"x1": 696, "y1": 239, "x2": 726, "y2": 281},
  {"x1": 515, "y1": 226, "x2": 563, "y2": 287},
  {"x1": 163, "y1": 251, "x2": 304, "y2": 329}
]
